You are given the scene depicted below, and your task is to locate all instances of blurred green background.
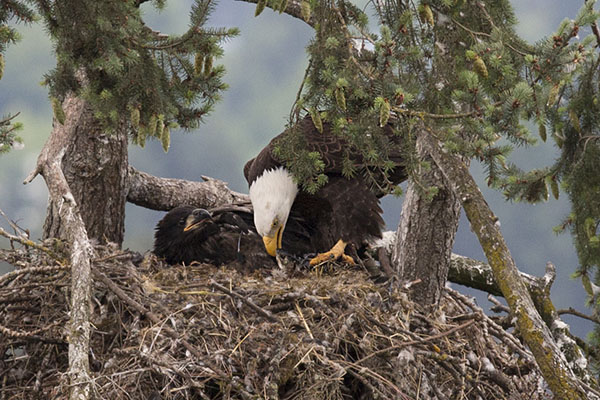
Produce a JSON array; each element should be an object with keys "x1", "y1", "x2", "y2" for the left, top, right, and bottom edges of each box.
[{"x1": 0, "y1": 1, "x2": 591, "y2": 337}]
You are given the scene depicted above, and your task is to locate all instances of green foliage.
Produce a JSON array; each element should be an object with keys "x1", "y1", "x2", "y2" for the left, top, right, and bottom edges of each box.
[
  {"x1": 0, "y1": 114, "x2": 23, "y2": 155},
  {"x1": 15, "y1": 0, "x2": 236, "y2": 149},
  {"x1": 278, "y1": 0, "x2": 531, "y2": 195},
  {"x1": 490, "y1": 3, "x2": 600, "y2": 349},
  {"x1": 0, "y1": 2, "x2": 35, "y2": 154}
]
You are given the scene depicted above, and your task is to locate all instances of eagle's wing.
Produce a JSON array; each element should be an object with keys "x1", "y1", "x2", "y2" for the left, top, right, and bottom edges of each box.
[
  {"x1": 299, "y1": 117, "x2": 348, "y2": 173},
  {"x1": 298, "y1": 116, "x2": 405, "y2": 182},
  {"x1": 318, "y1": 175, "x2": 384, "y2": 245}
]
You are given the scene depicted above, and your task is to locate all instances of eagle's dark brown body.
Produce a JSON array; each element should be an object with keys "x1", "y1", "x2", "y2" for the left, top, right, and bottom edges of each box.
[{"x1": 244, "y1": 116, "x2": 406, "y2": 254}]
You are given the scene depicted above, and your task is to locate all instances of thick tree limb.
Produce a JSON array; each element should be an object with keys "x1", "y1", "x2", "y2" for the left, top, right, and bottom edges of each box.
[
  {"x1": 418, "y1": 126, "x2": 591, "y2": 399},
  {"x1": 448, "y1": 253, "x2": 539, "y2": 296},
  {"x1": 126, "y1": 166, "x2": 249, "y2": 211},
  {"x1": 23, "y1": 92, "x2": 95, "y2": 400},
  {"x1": 26, "y1": 92, "x2": 128, "y2": 245}
]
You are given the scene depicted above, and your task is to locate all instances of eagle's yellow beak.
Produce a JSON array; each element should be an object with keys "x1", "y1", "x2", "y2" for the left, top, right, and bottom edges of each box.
[
  {"x1": 262, "y1": 225, "x2": 284, "y2": 257},
  {"x1": 183, "y1": 221, "x2": 201, "y2": 232},
  {"x1": 183, "y1": 209, "x2": 212, "y2": 232}
]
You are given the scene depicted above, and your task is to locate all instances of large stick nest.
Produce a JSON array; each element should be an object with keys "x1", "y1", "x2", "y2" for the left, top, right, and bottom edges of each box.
[{"x1": 0, "y1": 243, "x2": 550, "y2": 399}]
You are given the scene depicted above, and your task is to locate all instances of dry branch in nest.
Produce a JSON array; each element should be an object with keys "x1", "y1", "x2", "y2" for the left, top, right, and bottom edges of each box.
[{"x1": 0, "y1": 242, "x2": 552, "y2": 400}]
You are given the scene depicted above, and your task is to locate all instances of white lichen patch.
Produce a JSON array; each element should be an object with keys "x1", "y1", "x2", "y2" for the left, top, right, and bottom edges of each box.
[{"x1": 482, "y1": 357, "x2": 495, "y2": 372}]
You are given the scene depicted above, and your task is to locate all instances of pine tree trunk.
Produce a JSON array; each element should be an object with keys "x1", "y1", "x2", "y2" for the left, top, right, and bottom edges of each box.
[
  {"x1": 392, "y1": 139, "x2": 461, "y2": 306},
  {"x1": 42, "y1": 93, "x2": 128, "y2": 245}
]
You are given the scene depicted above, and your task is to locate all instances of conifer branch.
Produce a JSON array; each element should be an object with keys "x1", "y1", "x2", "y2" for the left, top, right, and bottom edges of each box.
[
  {"x1": 448, "y1": 16, "x2": 491, "y2": 39},
  {"x1": 391, "y1": 105, "x2": 500, "y2": 120},
  {"x1": 446, "y1": 12, "x2": 530, "y2": 57},
  {"x1": 136, "y1": 1, "x2": 225, "y2": 52},
  {"x1": 0, "y1": 112, "x2": 20, "y2": 125},
  {"x1": 332, "y1": 5, "x2": 377, "y2": 80},
  {"x1": 235, "y1": 0, "x2": 315, "y2": 27},
  {"x1": 34, "y1": 0, "x2": 58, "y2": 30},
  {"x1": 137, "y1": 24, "x2": 229, "y2": 51}
]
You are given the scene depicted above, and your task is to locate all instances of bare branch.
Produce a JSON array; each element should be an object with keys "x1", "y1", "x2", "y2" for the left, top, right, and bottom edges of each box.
[
  {"x1": 0, "y1": 227, "x2": 62, "y2": 260},
  {"x1": 558, "y1": 307, "x2": 600, "y2": 325},
  {"x1": 448, "y1": 253, "x2": 538, "y2": 296},
  {"x1": 126, "y1": 166, "x2": 249, "y2": 211}
]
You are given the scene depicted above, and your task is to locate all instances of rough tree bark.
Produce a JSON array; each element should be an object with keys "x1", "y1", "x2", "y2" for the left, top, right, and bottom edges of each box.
[
  {"x1": 24, "y1": 93, "x2": 96, "y2": 400},
  {"x1": 42, "y1": 92, "x2": 128, "y2": 245},
  {"x1": 418, "y1": 126, "x2": 589, "y2": 400},
  {"x1": 392, "y1": 136, "x2": 461, "y2": 305}
]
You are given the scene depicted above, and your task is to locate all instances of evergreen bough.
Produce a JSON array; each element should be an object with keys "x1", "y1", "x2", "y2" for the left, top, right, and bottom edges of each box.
[
  {"x1": 0, "y1": 3, "x2": 33, "y2": 153},
  {"x1": 2, "y1": 0, "x2": 237, "y2": 152}
]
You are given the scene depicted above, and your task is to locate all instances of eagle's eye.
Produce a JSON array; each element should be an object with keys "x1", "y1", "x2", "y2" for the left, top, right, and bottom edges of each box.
[{"x1": 271, "y1": 218, "x2": 279, "y2": 229}]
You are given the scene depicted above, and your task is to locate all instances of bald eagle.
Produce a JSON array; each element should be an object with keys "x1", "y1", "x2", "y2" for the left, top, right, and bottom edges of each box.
[
  {"x1": 153, "y1": 204, "x2": 316, "y2": 268},
  {"x1": 244, "y1": 115, "x2": 406, "y2": 264}
]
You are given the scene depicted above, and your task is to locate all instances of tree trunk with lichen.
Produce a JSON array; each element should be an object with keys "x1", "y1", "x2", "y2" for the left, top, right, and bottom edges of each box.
[
  {"x1": 418, "y1": 127, "x2": 589, "y2": 400},
  {"x1": 392, "y1": 138, "x2": 461, "y2": 306},
  {"x1": 42, "y1": 93, "x2": 128, "y2": 245}
]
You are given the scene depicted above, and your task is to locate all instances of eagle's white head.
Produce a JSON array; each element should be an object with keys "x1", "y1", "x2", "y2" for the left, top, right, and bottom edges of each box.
[{"x1": 249, "y1": 167, "x2": 298, "y2": 256}]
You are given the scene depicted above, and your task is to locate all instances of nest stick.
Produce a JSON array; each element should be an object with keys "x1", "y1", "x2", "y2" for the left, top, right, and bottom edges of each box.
[
  {"x1": 0, "y1": 265, "x2": 69, "y2": 286},
  {"x1": 0, "y1": 227, "x2": 62, "y2": 261},
  {"x1": 295, "y1": 301, "x2": 314, "y2": 339},
  {"x1": 210, "y1": 279, "x2": 278, "y2": 322}
]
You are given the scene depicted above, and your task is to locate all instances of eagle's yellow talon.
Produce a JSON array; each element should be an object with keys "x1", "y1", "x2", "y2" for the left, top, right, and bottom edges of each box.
[
  {"x1": 309, "y1": 252, "x2": 333, "y2": 266},
  {"x1": 309, "y1": 239, "x2": 354, "y2": 266},
  {"x1": 340, "y1": 254, "x2": 356, "y2": 265}
]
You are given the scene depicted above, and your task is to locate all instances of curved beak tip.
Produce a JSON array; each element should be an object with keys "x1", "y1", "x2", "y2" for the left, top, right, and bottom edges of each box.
[{"x1": 262, "y1": 235, "x2": 278, "y2": 257}]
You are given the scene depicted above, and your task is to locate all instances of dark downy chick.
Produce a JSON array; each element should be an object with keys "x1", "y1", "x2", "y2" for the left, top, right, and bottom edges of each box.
[{"x1": 154, "y1": 205, "x2": 315, "y2": 270}]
